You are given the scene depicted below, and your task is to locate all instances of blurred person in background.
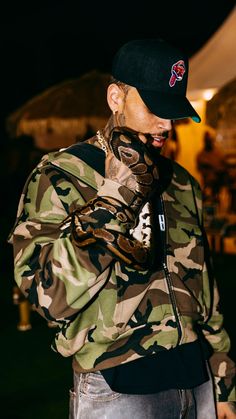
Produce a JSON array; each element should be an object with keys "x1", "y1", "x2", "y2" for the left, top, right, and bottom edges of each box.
[{"x1": 196, "y1": 130, "x2": 227, "y2": 203}]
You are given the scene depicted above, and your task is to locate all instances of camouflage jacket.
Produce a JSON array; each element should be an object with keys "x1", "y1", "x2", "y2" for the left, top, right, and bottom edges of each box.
[{"x1": 10, "y1": 141, "x2": 235, "y2": 402}]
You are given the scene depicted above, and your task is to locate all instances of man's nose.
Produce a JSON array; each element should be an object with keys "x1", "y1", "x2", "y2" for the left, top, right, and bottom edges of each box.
[{"x1": 157, "y1": 118, "x2": 172, "y2": 132}]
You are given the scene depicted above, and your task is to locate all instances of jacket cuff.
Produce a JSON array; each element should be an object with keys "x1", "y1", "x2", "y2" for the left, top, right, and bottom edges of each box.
[{"x1": 209, "y1": 352, "x2": 236, "y2": 401}]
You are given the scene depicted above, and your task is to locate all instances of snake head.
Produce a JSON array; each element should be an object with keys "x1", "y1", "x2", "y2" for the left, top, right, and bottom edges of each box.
[
  {"x1": 109, "y1": 127, "x2": 152, "y2": 164},
  {"x1": 108, "y1": 127, "x2": 159, "y2": 198}
]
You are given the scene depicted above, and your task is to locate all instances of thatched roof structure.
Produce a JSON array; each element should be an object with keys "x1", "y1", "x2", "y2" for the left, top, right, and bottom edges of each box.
[
  {"x1": 6, "y1": 70, "x2": 111, "y2": 150},
  {"x1": 206, "y1": 77, "x2": 236, "y2": 157},
  {"x1": 206, "y1": 77, "x2": 236, "y2": 129}
]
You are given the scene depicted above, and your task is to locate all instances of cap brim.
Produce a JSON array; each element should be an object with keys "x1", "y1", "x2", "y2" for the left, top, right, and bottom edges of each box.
[{"x1": 138, "y1": 89, "x2": 201, "y2": 123}]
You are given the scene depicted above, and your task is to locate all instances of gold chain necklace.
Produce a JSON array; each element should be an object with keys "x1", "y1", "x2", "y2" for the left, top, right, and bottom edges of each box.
[{"x1": 96, "y1": 130, "x2": 108, "y2": 155}]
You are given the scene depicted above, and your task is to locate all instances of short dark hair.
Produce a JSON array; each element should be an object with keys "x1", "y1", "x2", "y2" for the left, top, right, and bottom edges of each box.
[{"x1": 109, "y1": 76, "x2": 130, "y2": 94}]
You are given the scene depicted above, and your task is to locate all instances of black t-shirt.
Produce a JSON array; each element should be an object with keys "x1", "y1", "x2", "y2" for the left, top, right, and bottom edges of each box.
[{"x1": 101, "y1": 340, "x2": 210, "y2": 394}]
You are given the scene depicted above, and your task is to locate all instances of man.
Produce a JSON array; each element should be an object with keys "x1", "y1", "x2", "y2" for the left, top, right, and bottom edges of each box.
[
  {"x1": 196, "y1": 130, "x2": 227, "y2": 201},
  {"x1": 9, "y1": 39, "x2": 235, "y2": 418}
]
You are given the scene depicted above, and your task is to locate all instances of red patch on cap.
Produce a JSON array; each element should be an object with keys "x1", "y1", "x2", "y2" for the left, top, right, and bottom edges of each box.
[{"x1": 169, "y1": 60, "x2": 186, "y2": 87}]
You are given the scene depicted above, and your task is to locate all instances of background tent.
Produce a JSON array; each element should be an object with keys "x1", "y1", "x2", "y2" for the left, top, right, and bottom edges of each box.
[
  {"x1": 187, "y1": 6, "x2": 236, "y2": 101},
  {"x1": 176, "y1": 7, "x2": 236, "y2": 182}
]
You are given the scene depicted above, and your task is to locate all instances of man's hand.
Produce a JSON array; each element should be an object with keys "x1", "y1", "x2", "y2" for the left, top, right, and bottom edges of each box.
[{"x1": 217, "y1": 402, "x2": 236, "y2": 418}]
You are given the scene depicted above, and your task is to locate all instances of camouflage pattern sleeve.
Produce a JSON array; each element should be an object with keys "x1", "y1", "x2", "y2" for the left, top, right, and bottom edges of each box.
[
  {"x1": 202, "y1": 279, "x2": 236, "y2": 402},
  {"x1": 11, "y1": 163, "x2": 118, "y2": 323},
  {"x1": 11, "y1": 151, "x2": 152, "y2": 324},
  {"x1": 71, "y1": 179, "x2": 152, "y2": 270},
  {"x1": 191, "y1": 176, "x2": 235, "y2": 402}
]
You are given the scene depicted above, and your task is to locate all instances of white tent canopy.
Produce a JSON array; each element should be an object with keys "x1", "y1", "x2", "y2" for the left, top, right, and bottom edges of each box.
[
  {"x1": 176, "y1": 7, "x2": 236, "y2": 182},
  {"x1": 187, "y1": 7, "x2": 236, "y2": 101}
]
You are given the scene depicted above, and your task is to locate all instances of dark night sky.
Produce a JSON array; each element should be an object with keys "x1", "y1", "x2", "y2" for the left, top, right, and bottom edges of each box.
[{"x1": 0, "y1": 0, "x2": 235, "y2": 139}]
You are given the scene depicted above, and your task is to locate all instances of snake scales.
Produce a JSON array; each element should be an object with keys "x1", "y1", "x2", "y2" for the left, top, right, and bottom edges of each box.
[{"x1": 71, "y1": 128, "x2": 159, "y2": 270}]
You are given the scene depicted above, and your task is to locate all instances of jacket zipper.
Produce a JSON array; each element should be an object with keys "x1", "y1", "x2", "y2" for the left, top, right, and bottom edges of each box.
[{"x1": 159, "y1": 196, "x2": 182, "y2": 344}]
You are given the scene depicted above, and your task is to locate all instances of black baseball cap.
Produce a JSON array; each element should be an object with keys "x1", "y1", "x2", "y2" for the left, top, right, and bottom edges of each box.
[{"x1": 111, "y1": 39, "x2": 201, "y2": 123}]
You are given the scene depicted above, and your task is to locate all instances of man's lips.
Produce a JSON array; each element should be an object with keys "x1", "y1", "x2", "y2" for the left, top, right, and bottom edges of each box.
[
  {"x1": 138, "y1": 132, "x2": 169, "y2": 148},
  {"x1": 149, "y1": 134, "x2": 168, "y2": 148}
]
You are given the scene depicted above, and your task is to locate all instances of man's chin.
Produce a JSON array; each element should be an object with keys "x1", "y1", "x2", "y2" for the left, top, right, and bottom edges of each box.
[{"x1": 147, "y1": 141, "x2": 162, "y2": 154}]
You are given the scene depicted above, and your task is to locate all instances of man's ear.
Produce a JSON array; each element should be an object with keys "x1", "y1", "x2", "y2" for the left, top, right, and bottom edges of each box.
[{"x1": 107, "y1": 83, "x2": 123, "y2": 113}]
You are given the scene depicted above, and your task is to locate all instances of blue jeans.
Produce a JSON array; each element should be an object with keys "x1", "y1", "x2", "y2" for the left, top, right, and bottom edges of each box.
[{"x1": 69, "y1": 369, "x2": 217, "y2": 419}]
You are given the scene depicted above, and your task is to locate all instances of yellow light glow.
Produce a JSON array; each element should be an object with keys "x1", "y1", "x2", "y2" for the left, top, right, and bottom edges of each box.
[{"x1": 202, "y1": 89, "x2": 217, "y2": 101}]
